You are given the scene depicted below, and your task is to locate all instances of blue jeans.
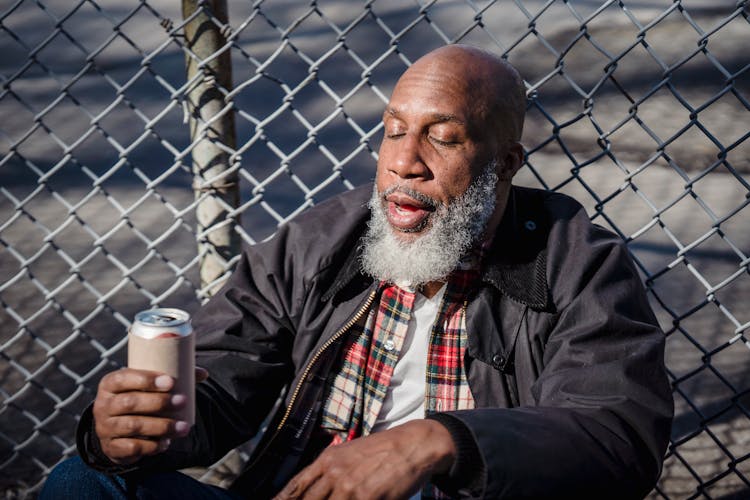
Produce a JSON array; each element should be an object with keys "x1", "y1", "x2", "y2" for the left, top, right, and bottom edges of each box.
[{"x1": 40, "y1": 456, "x2": 244, "y2": 500}]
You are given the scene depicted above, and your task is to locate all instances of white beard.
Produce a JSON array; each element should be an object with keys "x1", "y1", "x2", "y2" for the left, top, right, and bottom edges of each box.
[{"x1": 360, "y1": 161, "x2": 498, "y2": 287}]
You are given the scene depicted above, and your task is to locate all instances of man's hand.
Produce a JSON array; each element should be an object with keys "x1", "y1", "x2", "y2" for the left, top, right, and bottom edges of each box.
[
  {"x1": 92, "y1": 366, "x2": 209, "y2": 465},
  {"x1": 274, "y1": 419, "x2": 456, "y2": 500}
]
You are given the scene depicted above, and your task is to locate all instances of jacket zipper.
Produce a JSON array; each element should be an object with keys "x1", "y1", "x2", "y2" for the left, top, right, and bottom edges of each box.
[
  {"x1": 240, "y1": 289, "x2": 379, "y2": 478},
  {"x1": 275, "y1": 288, "x2": 378, "y2": 431}
]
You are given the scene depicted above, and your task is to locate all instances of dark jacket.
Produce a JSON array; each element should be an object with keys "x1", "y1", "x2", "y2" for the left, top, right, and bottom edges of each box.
[{"x1": 77, "y1": 184, "x2": 673, "y2": 498}]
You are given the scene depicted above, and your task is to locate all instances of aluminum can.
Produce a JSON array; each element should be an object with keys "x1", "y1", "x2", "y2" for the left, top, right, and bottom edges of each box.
[{"x1": 128, "y1": 308, "x2": 195, "y2": 425}]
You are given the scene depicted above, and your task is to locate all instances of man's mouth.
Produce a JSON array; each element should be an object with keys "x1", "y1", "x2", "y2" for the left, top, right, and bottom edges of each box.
[{"x1": 384, "y1": 190, "x2": 436, "y2": 233}]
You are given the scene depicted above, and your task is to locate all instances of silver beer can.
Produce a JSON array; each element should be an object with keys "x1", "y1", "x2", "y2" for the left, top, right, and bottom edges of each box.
[{"x1": 128, "y1": 308, "x2": 195, "y2": 425}]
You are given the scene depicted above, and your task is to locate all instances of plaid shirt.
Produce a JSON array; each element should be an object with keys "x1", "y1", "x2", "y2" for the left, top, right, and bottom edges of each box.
[{"x1": 321, "y1": 267, "x2": 479, "y2": 497}]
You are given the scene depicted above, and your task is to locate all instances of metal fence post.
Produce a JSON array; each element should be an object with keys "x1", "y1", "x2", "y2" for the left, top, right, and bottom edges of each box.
[{"x1": 182, "y1": 0, "x2": 240, "y2": 296}]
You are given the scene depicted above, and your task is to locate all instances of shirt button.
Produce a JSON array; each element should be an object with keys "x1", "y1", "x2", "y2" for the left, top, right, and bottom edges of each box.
[
  {"x1": 383, "y1": 339, "x2": 396, "y2": 352},
  {"x1": 492, "y1": 353, "x2": 505, "y2": 368}
]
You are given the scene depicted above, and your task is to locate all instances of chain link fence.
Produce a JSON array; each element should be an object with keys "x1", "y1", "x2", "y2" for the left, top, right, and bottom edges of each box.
[{"x1": 1, "y1": 0, "x2": 749, "y2": 497}]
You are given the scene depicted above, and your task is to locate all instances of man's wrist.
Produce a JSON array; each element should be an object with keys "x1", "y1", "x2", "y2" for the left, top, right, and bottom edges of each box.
[
  {"x1": 418, "y1": 418, "x2": 457, "y2": 475},
  {"x1": 425, "y1": 412, "x2": 486, "y2": 496}
]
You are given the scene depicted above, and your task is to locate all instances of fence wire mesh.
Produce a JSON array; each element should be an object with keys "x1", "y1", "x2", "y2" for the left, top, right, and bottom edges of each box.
[{"x1": 1, "y1": 0, "x2": 749, "y2": 497}]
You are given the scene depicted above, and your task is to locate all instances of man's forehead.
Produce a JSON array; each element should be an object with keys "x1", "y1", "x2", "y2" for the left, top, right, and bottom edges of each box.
[
  {"x1": 392, "y1": 66, "x2": 471, "y2": 99},
  {"x1": 385, "y1": 73, "x2": 478, "y2": 123}
]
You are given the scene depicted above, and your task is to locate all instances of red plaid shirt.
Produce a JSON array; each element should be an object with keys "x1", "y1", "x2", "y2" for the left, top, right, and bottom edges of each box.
[{"x1": 321, "y1": 267, "x2": 479, "y2": 498}]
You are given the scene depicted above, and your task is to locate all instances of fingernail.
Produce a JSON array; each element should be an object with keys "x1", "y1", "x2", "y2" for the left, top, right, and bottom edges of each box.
[
  {"x1": 171, "y1": 394, "x2": 186, "y2": 407},
  {"x1": 175, "y1": 420, "x2": 190, "y2": 436},
  {"x1": 154, "y1": 375, "x2": 172, "y2": 390},
  {"x1": 159, "y1": 438, "x2": 171, "y2": 451}
]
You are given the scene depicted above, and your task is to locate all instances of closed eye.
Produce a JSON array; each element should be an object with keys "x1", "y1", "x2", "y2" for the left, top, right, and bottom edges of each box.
[{"x1": 429, "y1": 136, "x2": 457, "y2": 147}]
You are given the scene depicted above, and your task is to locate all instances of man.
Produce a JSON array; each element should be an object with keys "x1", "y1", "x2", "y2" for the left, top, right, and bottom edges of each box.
[{"x1": 43, "y1": 45, "x2": 672, "y2": 499}]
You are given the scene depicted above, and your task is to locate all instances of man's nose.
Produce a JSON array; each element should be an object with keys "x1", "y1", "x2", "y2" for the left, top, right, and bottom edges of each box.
[{"x1": 388, "y1": 134, "x2": 430, "y2": 180}]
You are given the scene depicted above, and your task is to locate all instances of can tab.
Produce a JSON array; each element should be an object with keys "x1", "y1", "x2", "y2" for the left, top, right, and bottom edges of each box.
[{"x1": 142, "y1": 312, "x2": 180, "y2": 324}]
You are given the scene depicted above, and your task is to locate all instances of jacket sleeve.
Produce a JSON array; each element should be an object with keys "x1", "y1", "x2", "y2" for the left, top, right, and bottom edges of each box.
[{"x1": 442, "y1": 208, "x2": 673, "y2": 498}]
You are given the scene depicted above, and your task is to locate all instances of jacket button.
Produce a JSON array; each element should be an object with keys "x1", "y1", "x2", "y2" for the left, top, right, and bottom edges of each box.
[
  {"x1": 525, "y1": 220, "x2": 537, "y2": 231},
  {"x1": 492, "y1": 353, "x2": 505, "y2": 368}
]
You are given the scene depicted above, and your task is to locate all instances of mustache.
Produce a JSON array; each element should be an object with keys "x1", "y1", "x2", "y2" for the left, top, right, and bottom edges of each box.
[{"x1": 380, "y1": 185, "x2": 440, "y2": 210}]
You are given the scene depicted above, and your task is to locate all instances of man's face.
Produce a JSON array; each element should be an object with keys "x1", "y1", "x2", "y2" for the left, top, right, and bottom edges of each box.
[{"x1": 375, "y1": 63, "x2": 498, "y2": 240}]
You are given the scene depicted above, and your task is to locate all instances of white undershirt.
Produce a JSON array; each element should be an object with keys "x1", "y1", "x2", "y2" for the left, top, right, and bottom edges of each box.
[{"x1": 371, "y1": 284, "x2": 447, "y2": 433}]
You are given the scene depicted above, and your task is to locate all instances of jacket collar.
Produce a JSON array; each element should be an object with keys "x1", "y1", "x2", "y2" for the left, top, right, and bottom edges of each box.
[
  {"x1": 480, "y1": 186, "x2": 553, "y2": 312},
  {"x1": 323, "y1": 185, "x2": 553, "y2": 312}
]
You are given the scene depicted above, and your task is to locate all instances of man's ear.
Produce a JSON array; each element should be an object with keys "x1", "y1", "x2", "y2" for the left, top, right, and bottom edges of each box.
[{"x1": 496, "y1": 142, "x2": 524, "y2": 181}]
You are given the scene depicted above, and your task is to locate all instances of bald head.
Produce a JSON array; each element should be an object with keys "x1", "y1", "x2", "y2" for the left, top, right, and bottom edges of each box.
[{"x1": 397, "y1": 45, "x2": 526, "y2": 142}]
